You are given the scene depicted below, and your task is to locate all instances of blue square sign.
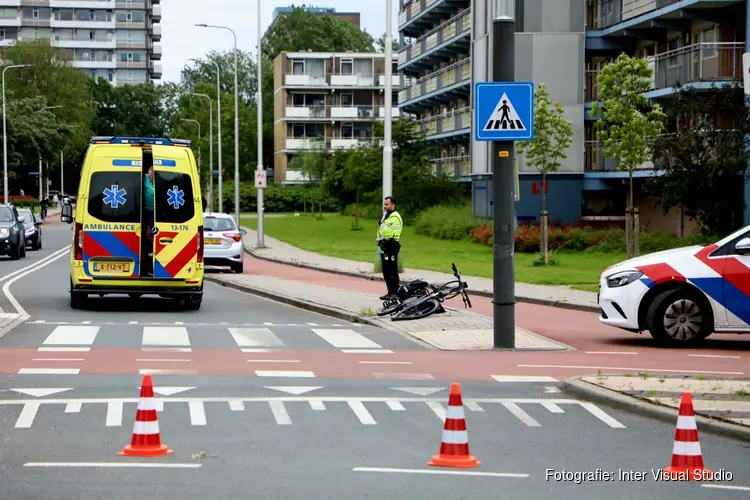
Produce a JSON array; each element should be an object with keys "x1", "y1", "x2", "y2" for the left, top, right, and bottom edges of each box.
[{"x1": 474, "y1": 82, "x2": 535, "y2": 141}]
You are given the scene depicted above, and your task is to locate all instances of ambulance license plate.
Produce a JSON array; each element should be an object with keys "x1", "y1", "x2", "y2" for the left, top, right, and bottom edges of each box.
[
  {"x1": 96, "y1": 262, "x2": 130, "y2": 272},
  {"x1": 205, "y1": 238, "x2": 222, "y2": 245}
]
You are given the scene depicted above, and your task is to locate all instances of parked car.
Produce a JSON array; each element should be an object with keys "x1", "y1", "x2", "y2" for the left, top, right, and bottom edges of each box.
[
  {"x1": 0, "y1": 204, "x2": 26, "y2": 260},
  {"x1": 203, "y1": 212, "x2": 246, "y2": 273},
  {"x1": 17, "y1": 208, "x2": 42, "y2": 250}
]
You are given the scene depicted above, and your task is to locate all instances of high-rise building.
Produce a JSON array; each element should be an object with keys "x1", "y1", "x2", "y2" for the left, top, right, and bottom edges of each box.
[
  {"x1": 270, "y1": 6, "x2": 361, "y2": 30},
  {"x1": 272, "y1": 50, "x2": 405, "y2": 183},
  {"x1": 0, "y1": 0, "x2": 162, "y2": 86}
]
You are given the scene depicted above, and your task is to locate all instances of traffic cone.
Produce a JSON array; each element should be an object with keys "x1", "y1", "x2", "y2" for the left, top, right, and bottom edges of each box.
[
  {"x1": 663, "y1": 392, "x2": 710, "y2": 480},
  {"x1": 118, "y1": 374, "x2": 173, "y2": 457},
  {"x1": 427, "y1": 382, "x2": 480, "y2": 468}
]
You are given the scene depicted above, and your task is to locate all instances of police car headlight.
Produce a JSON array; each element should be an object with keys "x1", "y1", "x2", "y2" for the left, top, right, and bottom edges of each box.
[
  {"x1": 606, "y1": 270, "x2": 643, "y2": 288},
  {"x1": 0, "y1": 228, "x2": 8, "y2": 236},
  {"x1": 25, "y1": 228, "x2": 35, "y2": 235}
]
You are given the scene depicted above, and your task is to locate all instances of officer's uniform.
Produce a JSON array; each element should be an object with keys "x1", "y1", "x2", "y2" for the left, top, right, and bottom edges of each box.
[{"x1": 376, "y1": 209, "x2": 403, "y2": 299}]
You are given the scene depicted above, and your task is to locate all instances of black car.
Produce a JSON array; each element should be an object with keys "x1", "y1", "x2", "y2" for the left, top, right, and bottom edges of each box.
[
  {"x1": 17, "y1": 208, "x2": 42, "y2": 250},
  {"x1": 0, "y1": 204, "x2": 26, "y2": 260}
]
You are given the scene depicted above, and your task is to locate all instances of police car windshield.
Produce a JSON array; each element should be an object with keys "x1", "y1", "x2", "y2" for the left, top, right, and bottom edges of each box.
[
  {"x1": 204, "y1": 217, "x2": 235, "y2": 232},
  {"x1": 0, "y1": 207, "x2": 13, "y2": 222}
]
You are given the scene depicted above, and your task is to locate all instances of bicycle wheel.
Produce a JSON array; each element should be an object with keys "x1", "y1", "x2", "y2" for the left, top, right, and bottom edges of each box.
[{"x1": 391, "y1": 298, "x2": 441, "y2": 321}]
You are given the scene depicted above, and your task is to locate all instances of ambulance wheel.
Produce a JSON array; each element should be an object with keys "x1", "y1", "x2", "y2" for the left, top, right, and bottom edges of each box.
[
  {"x1": 184, "y1": 294, "x2": 202, "y2": 311},
  {"x1": 70, "y1": 291, "x2": 88, "y2": 309}
]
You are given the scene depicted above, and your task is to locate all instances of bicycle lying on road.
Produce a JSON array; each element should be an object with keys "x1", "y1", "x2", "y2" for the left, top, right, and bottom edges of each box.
[{"x1": 377, "y1": 263, "x2": 472, "y2": 321}]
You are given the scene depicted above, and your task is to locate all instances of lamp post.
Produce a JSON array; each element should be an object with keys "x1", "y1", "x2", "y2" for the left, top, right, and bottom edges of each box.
[
  {"x1": 2, "y1": 64, "x2": 31, "y2": 203},
  {"x1": 196, "y1": 23, "x2": 240, "y2": 227},
  {"x1": 256, "y1": 0, "x2": 265, "y2": 247},
  {"x1": 37, "y1": 105, "x2": 62, "y2": 202},
  {"x1": 181, "y1": 119, "x2": 201, "y2": 174},
  {"x1": 189, "y1": 57, "x2": 223, "y2": 213},
  {"x1": 185, "y1": 92, "x2": 212, "y2": 211},
  {"x1": 382, "y1": 0, "x2": 393, "y2": 201}
]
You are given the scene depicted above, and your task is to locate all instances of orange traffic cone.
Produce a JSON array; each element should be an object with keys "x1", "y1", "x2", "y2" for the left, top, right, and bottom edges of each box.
[
  {"x1": 664, "y1": 392, "x2": 710, "y2": 480},
  {"x1": 427, "y1": 382, "x2": 480, "y2": 468},
  {"x1": 118, "y1": 374, "x2": 174, "y2": 457}
]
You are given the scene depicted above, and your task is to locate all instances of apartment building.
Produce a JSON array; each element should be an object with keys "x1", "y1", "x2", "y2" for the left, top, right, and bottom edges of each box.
[
  {"x1": 270, "y1": 6, "x2": 360, "y2": 30},
  {"x1": 272, "y1": 50, "x2": 404, "y2": 183},
  {"x1": 397, "y1": 0, "x2": 586, "y2": 225},
  {"x1": 585, "y1": 0, "x2": 747, "y2": 234},
  {"x1": 0, "y1": 0, "x2": 162, "y2": 86}
]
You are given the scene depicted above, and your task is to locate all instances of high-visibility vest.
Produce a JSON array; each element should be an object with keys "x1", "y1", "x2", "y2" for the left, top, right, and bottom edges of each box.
[{"x1": 376, "y1": 210, "x2": 403, "y2": 242}]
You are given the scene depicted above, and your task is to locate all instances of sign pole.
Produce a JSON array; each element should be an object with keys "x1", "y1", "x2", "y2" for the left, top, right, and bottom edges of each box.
[{"x1": 491, "y1": 11, "x2": 516, "y2": 348}]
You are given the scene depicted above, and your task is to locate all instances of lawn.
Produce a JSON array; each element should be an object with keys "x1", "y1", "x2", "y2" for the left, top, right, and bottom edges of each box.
[{"x1": 241, "y1": 213, "x2": 626, "y2": 289}]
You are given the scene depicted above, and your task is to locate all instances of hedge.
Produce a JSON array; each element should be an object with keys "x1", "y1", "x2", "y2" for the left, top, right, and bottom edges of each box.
[{"x1": 215, "y1": 182, "x2": 338, "y2": 213}]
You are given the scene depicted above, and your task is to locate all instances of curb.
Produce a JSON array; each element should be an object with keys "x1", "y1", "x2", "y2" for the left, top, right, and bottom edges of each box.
[
  {"x1": 0, "y1": 314, "x2": 29, "y2": 340},
  {"x1": 241, "y1": 244, "x2": 599, "y2": 314},
  {"x1": 562, "y1": 376, "x2": 750, "y2": 443}
]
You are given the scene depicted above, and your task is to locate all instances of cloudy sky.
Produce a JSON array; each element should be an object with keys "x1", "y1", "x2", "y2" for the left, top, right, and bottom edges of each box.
[{"x1": 160, "y1": 0, "x2": 399, "y2": 83}]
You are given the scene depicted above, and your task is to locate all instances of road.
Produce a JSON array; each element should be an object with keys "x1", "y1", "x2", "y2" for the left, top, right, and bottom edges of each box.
[{"x1": 0, "y1": 221, "x2": 748, "y2": 499}]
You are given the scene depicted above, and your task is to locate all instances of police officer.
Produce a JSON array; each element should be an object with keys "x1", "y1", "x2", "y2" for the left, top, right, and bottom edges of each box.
[{"x1": 376, "y1": 196, "x2": 403, "y2": 300}]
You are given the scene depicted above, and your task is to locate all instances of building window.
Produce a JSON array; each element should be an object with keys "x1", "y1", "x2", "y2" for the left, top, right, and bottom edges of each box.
[
  {"x1": 32, "y1": 8, "x2": 39, "y2": 19},
  {"x1": 0, "y1": 29, "x2": 5, "y2": 40},
  {"x1": 127, "y1": 31, "x2": 133, "y2": 41},
  {"x1": 292, "y1": 59, "x2": 304, "y2": 75},
  {"x1": 292, "y1": 124, "x2": 305, "y2": 138},
  {"x1": 341, "y1": 123, "x2": 353, "y2": 138},
  {"x1": 700, "y1": 26, "x2": 718, "y2": 58},
  {"x1": 341, "y1": 93, "x2": 353, "y2": 106},
  {"x1": 33, "y1": 28, "x2": 39, "y2": 39},
  {"x1": 292, "y1": 94, "x2": 304, "y2": 106},
  {"x1": 340, "y1": 58, "x2": 353, "y2": 75}
]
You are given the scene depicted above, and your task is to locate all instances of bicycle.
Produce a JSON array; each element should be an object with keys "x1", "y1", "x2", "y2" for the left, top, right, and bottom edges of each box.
[{"x1": 384, "y1": 263, "x2": 472, "y2": 321}]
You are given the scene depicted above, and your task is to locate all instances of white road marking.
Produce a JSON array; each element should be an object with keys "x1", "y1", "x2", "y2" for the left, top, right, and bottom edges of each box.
[
  {"x1": 386, "y1": 401, "x2": 405, "y2": 411},
  {"x1": 359, "y1": 361, "x2": 411, "y2": 365},
  {"x1": 352, "y1": 467, "x2": 528, "y2": 478},
  {"x1": 585, "y1": 351, "x2": 638, "y2": 355},
  {"x1": 106, "y1": 402, "x2": 123, "y2": 426},
  {"x1": 43, "y1": 326, "x2": 99, "y2": 346},
  {"x1": 701, "y1": 484, "x2": 750, "y2": 492},
  {"x1": 309, "y1": 400, "x2": 326, "y2": 411},
  {"x1": 578, "y1": 402, "x2": 626, "y2": 428},
  {"x1": 3, "y1": 246, "x2": 71, "y2": 316},
  {"x1": 32, "y1": 358, "x2": 84, "y2": 362},
  {"x1": 373, "y1": 373, "x2": 434, "y2": 380},
  {"x1": 65, "y1": 402, "x2": 82, "y2": 413},
  {"x1": 188, "y1": 401, "x2": 206, "y2": 426},
  {"x1": 311, "y1": 329, "x2": 383, "y2": 349},
  {"x1": 501, "y1": 402, "x2": 541, "y2": 427},
  {"x1": 390, "y1": 387, "x2": 445, "y2": 396},
  {"x1": 82, "y1": 321, "x2": 92, "y2": 324},
  {"x1": 517, "y1": 364, "x2": 744, "y2": 375},
  {"x1": 229, "y1": 327, "x2": 285, "y2": 348},
  {"x1": 18, "y1": 368, "x2": 80, "y2": 375},
  {"x1": 229, "y1": 400, "x2": 244, "y2": 411},
  {"x1": 263, "y1": 322, "x2": 274, "y2": 326},
  {"x1": 426, "y1": 402, "x2": 446, "y2": 421},
  {"x1": 151, "y1": 387, "x2": 195, "y2": 396},
  {"x1": 465, "y1": 401, "x2": 484, "y2": 412},
  {"x1": 15, "y1": 403, "x2": 40, "y2": 428},
  {"x1": 688, "y1": 354, "x2": 742, "y2": 359},
  {"x1": 492, "y1": 375, "x2": 558, "y2": 382},
  {"x1": 128, "y1": 321, "x2": 138, "y2": 325},
  {"x1": 174, "y1": 322, "x2": 184, "y2": 325},
  {"x1": 544, "y1": 387, "x2": 561, "y2": 394},
  {"x1": 306, "y1": 323, "x2": 318, "y2": 326},
  {"x1": 268, "y1": 401, "x2": 291, "y2": 425},
  {"x1": 264, "y1": 386, "x2": 322, "y2": 395},
  {"x1": 342, "y1": 349, "x2": 393, "y2": 354},
  {"x1": 10, "y1": 388, "x2": 72, "y2": 397},
  {"x1": 141, "y1": 347, "x2": 192, "y2": 353},
  {"x1": 542, "y1": 402, "x2": 564, "y2": 413},
  {"x1": 38, "y1": 347, "x2": 89, "y2": 352},
  {"x1": 347, "y1": 401, "x2": 376, "y2": 425},
  {"x1": 138, "y1": 369, "x2": 197, "y2": 375},
  {"x1": 246, "y1": 359, "x2": 300, "y2": 363},
  {"x1": 136, "y1": 358, "x2": 191, "y2": 362},
  {"x1": 24, "y1": 462, "x2": 201, "y2": 469},
  {"x1": 241, "y1": 348, "x2": 278, "y2": 353},
  {"x1": 142, "y1": 326, "x2": 190, "y2": 346},
  {"x1": 255, "y1": 370, "x2": 315, "y2": 378}
]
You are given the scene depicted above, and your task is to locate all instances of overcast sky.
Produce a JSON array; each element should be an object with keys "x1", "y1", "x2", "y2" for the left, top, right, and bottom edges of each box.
[{"x1": 160, "y1": 0, "x2": 399, "y2": 84}]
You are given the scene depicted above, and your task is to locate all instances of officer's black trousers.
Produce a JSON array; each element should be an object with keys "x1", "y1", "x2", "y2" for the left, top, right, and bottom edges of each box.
[{"x1": 380, "y1": 242, "x2": 401, "y2": 295}]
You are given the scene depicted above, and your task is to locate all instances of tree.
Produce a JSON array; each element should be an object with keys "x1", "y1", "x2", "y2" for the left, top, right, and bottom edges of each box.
[
  {"x1": 589, "y1": 54, "x2": 666, "y2": 257},
  {"x1": 647, "y1": 83, "x2": 749, "y2": 236},
  {"x1": 517, "y1": 83, "x2": 574, "y2": 264},
  {"x1": 180, "y1": 50, "x2": 257, "y2": 103},
  {"x1": 88, "y1": 78, "x2": 170, "y2": 137},
  {"x1": 376, "y1": 34, "x2": 402, "y2": 52},
  {"x1": 342, "y1": 147, "x2": 379, "y2": 229},
  {"x1": 290, "y1": 141, "x2": 328, "y2": 219}
]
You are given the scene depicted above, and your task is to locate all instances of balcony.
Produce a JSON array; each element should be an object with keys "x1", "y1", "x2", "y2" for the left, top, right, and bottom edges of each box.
[
  {"x1": 150, "y1": 23, "x2": 161, "y2": 40},
  {"x1": 419, "y1": 106, "x2": 471, "y2": 142},
  {"x1": 0, "y1": 38, "x2": 17, "y2": 46},
  {"x1": 152, "y1": 4, "x2": 161, "y2": 21},
  {"x1": 432, "y1": 155, "x2": 470, "y2": 177},
  {"x1": 19, "y1": 0, "x2": 49, "y2": 4},
  {"x1": 21, "y1": 16, "x2": 50, "y2": 27},
  {"x1": 331, "y1": 137, "x2": 380, "y2": 150},
  {"x1": 117, "y1": 40, "x2": 146, "y2": 49},
  {"x1": 53, "y1": 39, "x2": 116, "y2": 49},
  {"x1": 116, "y1": 1, "x2": 144, "y2": 7},
  {"x1": 330, "y1": 73, "x2": 376, "y2": 87},
  {"x1": 284, "y1": 73, "x2": 327, "y2": 87},
  {"x1": 151, "y1": 43, "x2": 162, "y2": 59},
  {"x1": 51, "y1": 18, "x2": 115, "y2": 29},
  {"x1": 117, "y1": 60, "x2": 148, "y2": 69},
  {"x1": 398, "y1": 8, "x2": 471, "y2": 75},
  {"x1": 72, "y1": 60, "x2": 116, "y2": 69},
  {"x1": 0, "y1": 16, "x2": 22, "y2": 27},
  {"x1": 399, "y1": 57, "x2": 470, "y2": 112},
  {"x1": 117, "y1": 20, "x2": 145, "y2": 29},
  {"x1": 377, "y1": 107, "x2": 400, "y2": 118},
  {"x1": 0, "y1": 0, "x2": 21, "y2": 5},
  {"x1": 284, "y1": 105, "x2": 381, "y2": 120},
  {"x1": 378, "y1": 74, "x2": 402, "y2": 87},
  {"x1": 285, "y1": 137, "x2": 325, "y2": 151},
  {"x1": 331, "y1": 105, "x2": 377, "y2": 119},
  {"x1": 150, "y1": 61, "x2": 162, "y2": 77},
  {"x1": 584, "y1": 140, "x2": 654, "y2": 172},
  {"x1": 399, "y1": 0, "x2": 462, "y2": 38},
  {"x1": 50, "y1": 0, "x2": 115, "y2": 7}
]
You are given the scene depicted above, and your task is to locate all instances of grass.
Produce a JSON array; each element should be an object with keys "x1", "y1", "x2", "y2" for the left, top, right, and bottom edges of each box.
[{"x1": 242, "y1": 213, "x2": 626, "y2": 288}]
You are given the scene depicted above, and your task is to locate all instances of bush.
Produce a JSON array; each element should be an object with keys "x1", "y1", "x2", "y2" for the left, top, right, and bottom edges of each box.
[
  {"x1": 414, "y1": 204, "x2": 481, "y2": 240},
  {"x1": 470, "y1": 223, "x2": 718, "y2": 254},
  {"x1": 216, "y1": 182, "x2": 339, "y2": 213},
  {"x1": 342, "y1": 202, "x2": 383, "y2": 220}
]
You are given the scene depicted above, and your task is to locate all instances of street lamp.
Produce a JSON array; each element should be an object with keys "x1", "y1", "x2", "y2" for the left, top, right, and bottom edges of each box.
[
  {"x1": 382, "y1": 0, "x2": 393, "y2": 201},
  {"x1": 36, "y1": 105, "x2": 63, "y2": 203},
  {"x1": 196, "y1": 23, "x2": 240, "y2": 228},
  {"x1": 2, "y1": 63, "x2": 32, "y2": 203},
  {"x1": 188, "y1": 57, "x2": 223, "y2": 213},
  {"x1": 184, "y1": 92, "x2": 213, "y2": 211},
  {"x1": 181, "y1": 118, "x2": 201, "y2": 174},
  {"x1": 256, "y1": 0, "x2": 265, "y2": 248}
]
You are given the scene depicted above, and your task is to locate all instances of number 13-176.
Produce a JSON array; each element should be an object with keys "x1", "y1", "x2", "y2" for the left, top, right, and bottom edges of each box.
[{"x1": 170, "y1": 224, "x2": 189, "y2": 231}]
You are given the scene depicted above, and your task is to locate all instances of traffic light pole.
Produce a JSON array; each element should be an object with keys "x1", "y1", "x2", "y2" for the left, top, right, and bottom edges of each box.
[{"x1": 492, "y1": 12, "x2": 516, "y2": 348}]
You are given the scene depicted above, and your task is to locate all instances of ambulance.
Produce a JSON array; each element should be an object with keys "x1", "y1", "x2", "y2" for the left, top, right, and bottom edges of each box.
[{"x1": 61, "y1": 137, "x2": 205, "y2": 310}]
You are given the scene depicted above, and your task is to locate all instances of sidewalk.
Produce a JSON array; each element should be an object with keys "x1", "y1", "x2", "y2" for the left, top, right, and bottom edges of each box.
[
  {"x1": 565, "y1": 375, "x2": 750, "y2": 442},
  {"x1": 239, "y1": 227, "x2": 599, "y2": 313}
]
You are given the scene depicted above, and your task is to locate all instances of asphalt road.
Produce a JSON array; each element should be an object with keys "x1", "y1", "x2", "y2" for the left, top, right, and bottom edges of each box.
[{"x1": 0, "y1": 222, "x2": 748, "y2": 499}]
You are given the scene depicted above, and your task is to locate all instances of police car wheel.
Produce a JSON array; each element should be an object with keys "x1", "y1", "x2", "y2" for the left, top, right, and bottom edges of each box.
[{"x1": 646, "y1": 288, "x2": 712, "y2": 345}]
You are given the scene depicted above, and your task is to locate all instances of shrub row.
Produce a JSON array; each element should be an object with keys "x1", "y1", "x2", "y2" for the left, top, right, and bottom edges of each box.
[
  {"x1": 414, "y1": 204, "x2": 481, "y2": 240},
  {"x1": 215, "y1": 183, "x2": 339, "y2": 213}
]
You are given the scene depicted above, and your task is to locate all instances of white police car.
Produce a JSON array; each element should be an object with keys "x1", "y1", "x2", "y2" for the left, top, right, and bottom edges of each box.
[{"x1": 598, "y1": 225, "x2": 750, "y2": 345}]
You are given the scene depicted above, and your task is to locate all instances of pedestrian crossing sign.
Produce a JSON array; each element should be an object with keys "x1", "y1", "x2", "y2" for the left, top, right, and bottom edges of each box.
[{"x1": 475, "y1": 82, "x2": 535, "y2": 141}]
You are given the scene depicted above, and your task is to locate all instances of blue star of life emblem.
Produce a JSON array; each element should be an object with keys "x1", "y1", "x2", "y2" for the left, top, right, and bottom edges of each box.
[
  {"x1": 167, "y1": 185, "x2": 185, "y2": 209},
  {"x1": 102, "y1": 184, "x2": 127, "y2": 209}
]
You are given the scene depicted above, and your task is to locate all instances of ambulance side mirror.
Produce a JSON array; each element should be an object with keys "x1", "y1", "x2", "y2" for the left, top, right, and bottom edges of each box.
[{"x1": 61, "y1": 204, "x2": 73, "y2": 224}]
